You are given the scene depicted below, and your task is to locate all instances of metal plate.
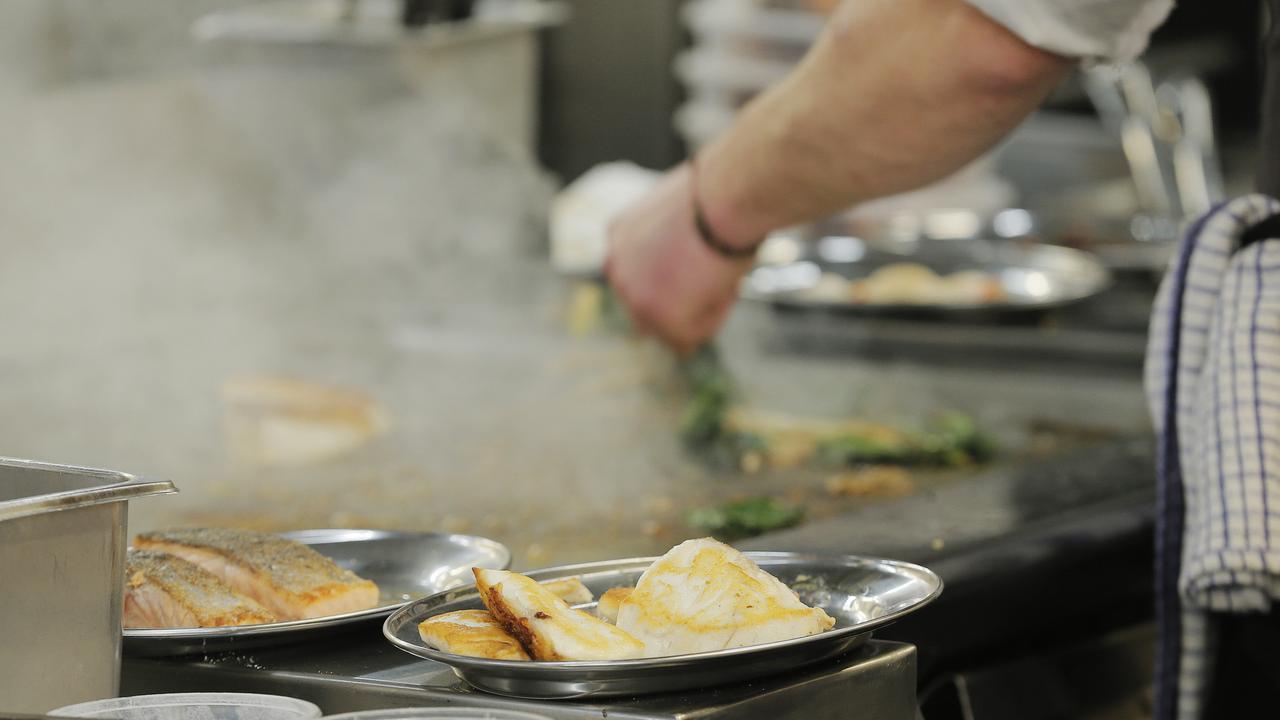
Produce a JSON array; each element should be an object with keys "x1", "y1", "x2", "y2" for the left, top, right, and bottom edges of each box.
[
  {"x1": 124, "y1": 529, "x2": 511, "y2": 657},
  {"x1": 741, "y1": 232, "x2": 1111, "y2": 316},
  {"x1": 383, "y1": 552, "x2": 942, "y2": 699}
]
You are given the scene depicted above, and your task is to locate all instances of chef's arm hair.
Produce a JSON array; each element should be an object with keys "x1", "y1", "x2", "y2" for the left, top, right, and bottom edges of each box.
[{"x1": 694, "y1": 0, "x2": 1072, "y2": 247}]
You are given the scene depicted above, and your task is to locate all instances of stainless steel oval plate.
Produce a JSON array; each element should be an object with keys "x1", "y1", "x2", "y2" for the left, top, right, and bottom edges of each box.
[
  {"x1": 383, "y1": 552, "x2": 942, "y2": 699},
  {"x1": 124, "y1": 529, "x2": 511, "y2": 657},
  {"x1": 742, "y1": 233, "x2": 1111, "y2": 316}
]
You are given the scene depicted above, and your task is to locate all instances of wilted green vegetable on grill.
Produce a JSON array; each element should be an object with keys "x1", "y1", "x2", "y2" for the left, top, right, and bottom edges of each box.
[
  {"x1": 676, "y1": 346, "x2": 995, "y2": 470},
  {"x1": 686, "y1": 497, "x2": 806, "y2": 540}
]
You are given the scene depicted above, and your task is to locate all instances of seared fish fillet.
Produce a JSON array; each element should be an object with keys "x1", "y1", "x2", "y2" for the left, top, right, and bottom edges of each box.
[
  {"x1": 474, "y1": 568, "x2": 646, "y2": 661},
  {"x1": 616, "y1": 538, "x2": 835, "y2": 657},
  {"x1": 135, "y1": 528, "x2": 379, "y2": 620},
  {"x1": 123, "y1": 549, "x2": 278, "y2": 628},
  {"x1": 540, "y1": 577, "x2": 593, "y2": 605},
  {"x1": 595, "y1": 587, "x2": 632, "y2": 624},
  {"x1": 418, "y1": 609, "x2": 530, "y2": 661}
]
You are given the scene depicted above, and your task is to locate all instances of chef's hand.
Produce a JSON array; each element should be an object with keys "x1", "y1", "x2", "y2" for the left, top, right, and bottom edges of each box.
[{"x1": 605, "y1": 164, "x2": 755, "y2": 356}]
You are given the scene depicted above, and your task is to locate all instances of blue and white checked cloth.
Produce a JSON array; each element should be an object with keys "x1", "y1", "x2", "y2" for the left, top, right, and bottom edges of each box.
[{"x1": 1145, "y1": 194, "x2": 1280, "y2": 720}]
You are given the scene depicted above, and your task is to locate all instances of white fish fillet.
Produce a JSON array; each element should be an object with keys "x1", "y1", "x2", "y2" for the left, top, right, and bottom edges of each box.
[
  {"x1": 616, "y1": 538, "x2": 835, "y2": 657},
  {"x1": 540, "y1": 577, "x2": 593, "y2": 605},
  {"x1": 595, "y1": 587, "x2": 632, "y2": 624},
  {"x1": 418, "y1": 609, "x2": 530, "y2": 661},
  {"x1": 474, "y1": 568, "x2": 645, "y2": 661}
]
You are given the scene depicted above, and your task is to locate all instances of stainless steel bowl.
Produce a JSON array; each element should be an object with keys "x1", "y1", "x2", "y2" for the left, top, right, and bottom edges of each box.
[{"x1": 384, "y1": 552, "x2": 942, "y2": 699}]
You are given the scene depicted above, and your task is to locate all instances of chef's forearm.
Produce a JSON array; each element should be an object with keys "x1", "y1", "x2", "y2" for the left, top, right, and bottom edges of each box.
[{"x1": 696, "y1": 0, "x2": 1071, "y2": 246}]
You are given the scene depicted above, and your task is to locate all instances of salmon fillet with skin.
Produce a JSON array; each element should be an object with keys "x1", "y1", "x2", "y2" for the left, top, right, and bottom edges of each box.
[
  {"x1": 134, "y1": 528, "x2": 379, "y2": 620},
  {"x1": 123, "y1": 549, "x2": 278, "y2": 628},
  {"x1": 474, "y1": 568, "x2": 646, "y2": 661},
  {"x1": 418, "y1": 609, "x2": 531, "y2": 661},
  {"x1": 616, "y1": 538, "x2": 835, "y2": 658}
]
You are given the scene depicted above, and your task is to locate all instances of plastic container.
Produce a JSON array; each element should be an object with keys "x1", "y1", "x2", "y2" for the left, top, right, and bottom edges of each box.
[
  {"x1": 324, "y1": 709, "x2": 552, "y2": 720},
  {"x1": 50, "y1": 693, "x2": 323, "y2": 720}
]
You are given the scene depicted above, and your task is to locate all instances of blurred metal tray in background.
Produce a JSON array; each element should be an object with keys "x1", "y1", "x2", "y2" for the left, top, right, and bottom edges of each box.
[
  {"x1": 742, "y1": 222, "x2": 1111, "y2": 318},
  {"x1": 124, "y1": 529, "x2": 510, "y2": 657},
  {"x1": 384, "y1": 552, "x2": 941, "y2": 699}
]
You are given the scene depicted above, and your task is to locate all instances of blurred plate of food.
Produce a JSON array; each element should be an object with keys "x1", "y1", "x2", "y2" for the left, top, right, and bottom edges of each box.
[
  {"x1": 742, "y1": 212, "x2": 1111, "y2": 316},
  {"x1": 123, "y1": 527, "x2": 510, "y2": 656},
  {"x1": 384, "y1": 538, "x2": 941, "y2": 699}
]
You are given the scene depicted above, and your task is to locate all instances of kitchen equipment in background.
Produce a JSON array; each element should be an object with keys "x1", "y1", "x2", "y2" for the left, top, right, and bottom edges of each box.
[
  {"x1": 124, "y1": 529, "x2": 511, "y2": 657},
  {"x1": 384, "y1": 552, "x2": 940, "y2": 699},
  {"x1": 0, "y1": 458, "x2": 175, "y2": 714},
  {"x1": 537, "y1": 0, "x2": 686, "y2": 180},
  {"x1": 401, "y1": 0, "x2": 477, "y2": 27},
  {"x1": 50, "y1": 693, "x2": 321, "y2": 720},
  {"x1": 673, "y1": 0, "x2": 822, "y2": 148},
  {"x1": 191, "y1": 0, "x2": 565, "y2": 201},
  {"x1": 1164, "y1": 76, "x2": 1226, "y2": 217},
  {"x1": 1064, "y1": 63, "x2": 1231, "y2": 273},
  {"x1": 1083, "y1": 62, "x2": 1227, "y2": 223}
]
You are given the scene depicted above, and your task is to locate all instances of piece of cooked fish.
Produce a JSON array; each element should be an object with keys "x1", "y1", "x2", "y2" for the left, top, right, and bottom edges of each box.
[
  {"x1": 540, "y1": 577, "x2": 593, "y2": 605},
  {"x1": 123, "y1": 549, "x2": 278, "y2": 628},
  {"x1": 595, "y1": 587, "x2": 632, "y2": 624},
  {"x1": 474, "y1": 568, "x2": 646, "y2": 661},
  {"x1": 418, "y1": 609, "x2": 530, "y2": 661},
  {"x1": 135, "y1": 528, "x2": 379, "y2": 620},
  {"x1": 616, "y1": 538, "x2": 835, "y2": 657}
]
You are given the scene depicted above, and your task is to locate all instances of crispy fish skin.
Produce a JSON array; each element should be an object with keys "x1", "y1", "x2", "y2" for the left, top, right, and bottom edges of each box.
[
  {"x1": 135, "y1": 528, "x2": 379, "y2": 620},
  {"x1": 124, "y1": 549, "x2": 278, "y2": 628},
  {"x1": 474, "y1": 568, "x2": 646, "y2": 661},
  {"x1": 418, "y1": 609, "x2": 530, "y2": 661},
  {"x1": 616, "y1": 538, "x2": 835, "y2": 658},
  {"x1": 540, "y1": 577, "x2": 593, "y2": 605},
  {"x1": 595, "y1": 587, "x2": 632, "y2": 624}
]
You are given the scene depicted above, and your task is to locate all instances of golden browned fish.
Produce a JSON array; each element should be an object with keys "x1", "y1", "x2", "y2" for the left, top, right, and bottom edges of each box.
[
  {"x1": 540, "y1": 577, "x2": 593, "y2": 605},
  {"x1": 417, "y1": 609, "x2": 530, "y2": 661},
  {"x1": 474, "y1": 568, "x2": 646, "y2": 661},
  {"x1": 134, "y1": 528, "x2": 379, "y2": 620},
  {"x1": 595, "y1": 587, "x2": 632, "y2": 624},
  {"x1": 123, "y1": 549, "x2": 278, "y2": 628},
  {"x1": 616, "y1": 538, "x2": 835, "y2": 657}
]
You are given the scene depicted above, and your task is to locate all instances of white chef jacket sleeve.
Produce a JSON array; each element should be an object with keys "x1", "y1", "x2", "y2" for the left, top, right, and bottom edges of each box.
[{"x1": 964, "y1": 0, "x2": 1175, "y2": 62}]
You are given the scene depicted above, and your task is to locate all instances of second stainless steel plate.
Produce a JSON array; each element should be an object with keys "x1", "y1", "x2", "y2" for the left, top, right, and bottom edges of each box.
[
  {"x1": 383, "y1": 552, "x2": 942, "y2": 699},
  {"x1": 124, "y1": 529, "x2": 511, "y2": 657},
  {"x1": 742, "y1": 234, "x2": 1111, "y2": 316}
]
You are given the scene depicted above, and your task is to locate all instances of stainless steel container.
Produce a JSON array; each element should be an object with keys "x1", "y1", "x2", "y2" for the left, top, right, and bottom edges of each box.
[{"x1": 0, "y1": 457, "x2": 175, "y2": 713}]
